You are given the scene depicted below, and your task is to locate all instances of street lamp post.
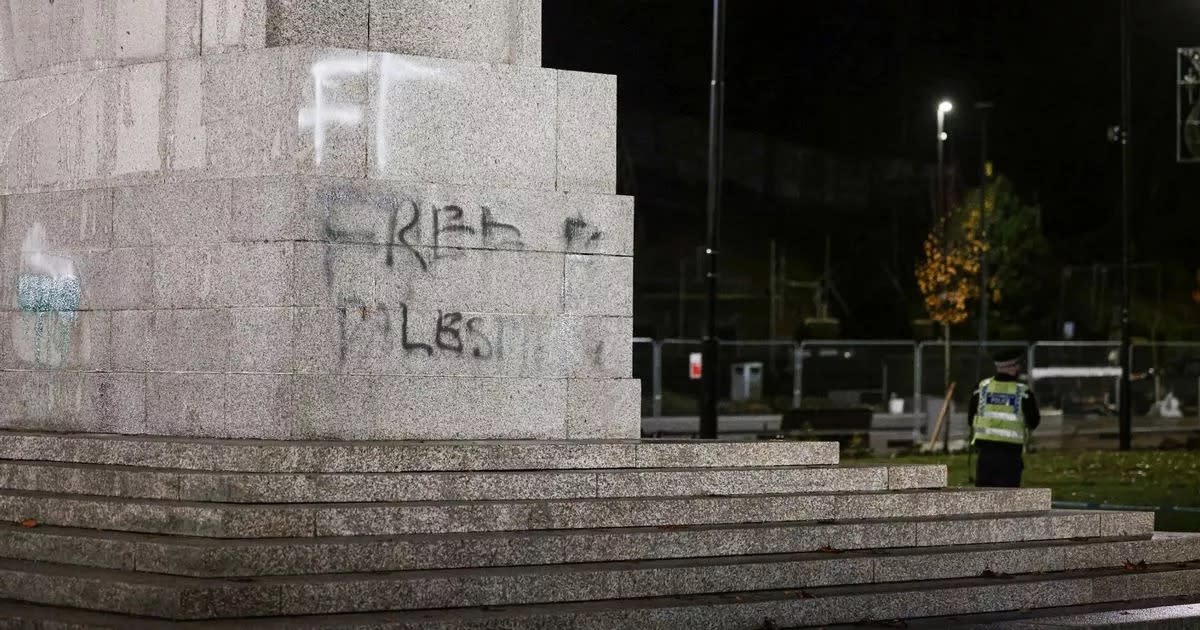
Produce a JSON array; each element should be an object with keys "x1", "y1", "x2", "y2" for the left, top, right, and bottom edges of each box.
[
  {"x1": 937, "y1": 101, "x2": 953, "y2": 219},
  {"x1": 1118, "y1": 0, "x2": 1132, "y2": 450},
  {"x1": 975, "y1": 102, "x2": 994, "y2": 390},
  {"x1": 937, "y1": 100, "x2": 953, "y2": 452},
  {"x1": 699, "y1": 0, "x2": 727, "y2": 440}
]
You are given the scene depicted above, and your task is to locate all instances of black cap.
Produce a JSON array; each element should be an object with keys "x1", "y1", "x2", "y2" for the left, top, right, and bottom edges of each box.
[{"x1": 992, "y1": 348, "x2": 1023, "y2": 367}]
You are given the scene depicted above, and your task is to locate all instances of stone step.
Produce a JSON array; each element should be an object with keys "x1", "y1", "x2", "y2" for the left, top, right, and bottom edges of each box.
[
  {"x1": 0, "y1": 431, "x2": 839, "y2": 472},
  {"x1": 0, "y1": 600, "x2": 1191, "y2": 630},
  {"x1": 0, "y1": 510, "x2": 1154, "y2": 577},
  {"x1": 0, "y1": 536, "x2": 1196, "y2": 619},
  {"x1": 888, "y1": 598, "x2": 1200, "y2": 628},
  {"x1": 0, "y1": 459, "x2": 945, "y2": 503},
  {"x1": 0, "y1": 487, "x2": 1051, "y2": 538}
]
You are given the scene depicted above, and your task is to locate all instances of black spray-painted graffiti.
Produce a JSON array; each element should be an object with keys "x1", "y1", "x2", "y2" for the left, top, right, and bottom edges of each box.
[
  {"x1": 336, "y1": 301, "x2": 497, "y2": 367},
  {"x1": 317, "y1": 185, "x2": 606, "y2": 367},
  {"x1": 317, "y1": 186, "x2": 541, "y2": 278},
  {"x1": 384, "y1": 202, "x2": 526, "y2": 272},
  {"x1": 563, "y1": 216, "x2": 603, "y2": 248},
  {"x1": 319, "y1": 185, "x2": 605, "y2": 277}
]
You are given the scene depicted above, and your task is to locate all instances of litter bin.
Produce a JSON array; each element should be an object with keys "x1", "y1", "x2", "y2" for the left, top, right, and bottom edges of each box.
[{"x1": 730, "y1": 362, "x2": 763, "y2": 401}]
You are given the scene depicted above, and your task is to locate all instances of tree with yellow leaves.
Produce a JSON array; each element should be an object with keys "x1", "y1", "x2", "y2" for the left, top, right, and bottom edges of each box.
[
  {"x1": 916, "y1": 208, "x2": 986, "y2": 328},
  {"x1": 916, "y1": 176, "x2": 1048, "y2": 400},
  {"x1": 917, "y1": 184, "x2": 988, "y2": 401}
]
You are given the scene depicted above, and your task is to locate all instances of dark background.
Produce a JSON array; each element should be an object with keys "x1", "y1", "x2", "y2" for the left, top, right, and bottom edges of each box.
[{"x1": 544, "y1": 0, "x2": 1200, "y2": 341}]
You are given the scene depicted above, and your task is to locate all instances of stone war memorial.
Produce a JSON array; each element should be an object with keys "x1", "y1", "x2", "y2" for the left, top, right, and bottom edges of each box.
[{"x1": 0, "y1": 1, "x2": 1198, "y2": 627}]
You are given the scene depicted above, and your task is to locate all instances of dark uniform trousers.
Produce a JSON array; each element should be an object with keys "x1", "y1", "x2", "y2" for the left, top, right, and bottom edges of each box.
[{"x1": 974, "y1": 441, "x2": 1024, "y2": 488}]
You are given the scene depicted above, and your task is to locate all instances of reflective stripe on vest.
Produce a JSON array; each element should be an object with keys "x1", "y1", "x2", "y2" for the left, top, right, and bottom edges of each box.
[{"x1": 972, "y1": 378, "x2": 1027, "y2": 446}]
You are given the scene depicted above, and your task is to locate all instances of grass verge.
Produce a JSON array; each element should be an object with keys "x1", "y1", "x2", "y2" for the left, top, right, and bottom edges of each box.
[{"x1": 852, "y1": 450, "x2": 1200, "y2": 532}]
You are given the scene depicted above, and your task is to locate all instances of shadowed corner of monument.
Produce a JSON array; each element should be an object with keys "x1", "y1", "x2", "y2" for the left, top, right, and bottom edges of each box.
[{"x1": 0, "y1": 0, "x2": 1196, "y2": 628}]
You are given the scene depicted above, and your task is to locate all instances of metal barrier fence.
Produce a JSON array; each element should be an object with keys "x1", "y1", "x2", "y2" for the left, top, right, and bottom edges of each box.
[{"x1": 635, "y1": 339, "x2": 1200, "y2": 423}]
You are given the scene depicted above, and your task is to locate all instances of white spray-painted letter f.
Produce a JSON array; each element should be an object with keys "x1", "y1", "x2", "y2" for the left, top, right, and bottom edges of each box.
[{"x1": 297, "y1": 57, "x2": 373, "y2": 165}]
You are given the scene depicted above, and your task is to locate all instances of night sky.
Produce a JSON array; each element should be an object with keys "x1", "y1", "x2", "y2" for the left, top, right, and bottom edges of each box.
[{"x1": 545, "y1": 1, "x2": 1200, "y2": 338}]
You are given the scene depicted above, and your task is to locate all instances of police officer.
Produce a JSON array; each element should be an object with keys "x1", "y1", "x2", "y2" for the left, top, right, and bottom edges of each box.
[{"x1": 967, "y1": 349, "x2": 1040, "y2": 487}]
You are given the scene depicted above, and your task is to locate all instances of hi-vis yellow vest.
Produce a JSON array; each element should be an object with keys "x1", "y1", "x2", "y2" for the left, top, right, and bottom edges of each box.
[{"x1": 971, "y1": 378, "x2": 1028, "y2": 445}]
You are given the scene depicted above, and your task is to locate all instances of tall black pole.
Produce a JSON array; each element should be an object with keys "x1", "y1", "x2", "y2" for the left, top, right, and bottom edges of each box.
[
  {"x1": 975, "y1": 102, "x2": 993, "y2": 387},
  {"x1": 936, "y1": 104, "x2": 950, "y2": 453},
  {"x1": 700, "y1": 0, "x2": 726, "y2": 440},
  {"x1": 1118, "y1": 0, "x2": 1133, "y2": 450}
]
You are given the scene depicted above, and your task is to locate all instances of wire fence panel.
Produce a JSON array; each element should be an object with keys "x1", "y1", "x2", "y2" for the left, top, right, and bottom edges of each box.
[
  {"x1": 721, "y1": 341, "x2": 798, "y2": 413},
  {"x1": 798, "y1": 341, "x2": 916, "y2": 413},
  {"x1": 1030, "y1": 341, "x2": 1121, "y2": 417},
  {"x1": 638, "y1": 339, "x2": 1200, "y2": 421},
  {"x1": 632, "y1": 338, "x2": 656, "y2": 417},
  {"x1": 633, "y1": 338, "x2": 1200, "y2": 450},
  {"x1": 915, "y1": 341, "x2": 1029, "y2": 411},
  {"x1": 1132, "y1": 342, "x2": 1200, "y2": 418},
  {"x1": 659, "y1": 339, "x2": 703, "y2": 416},
  {"x1": 654, "y1": 340, "x2": 798, "y2": 416}
]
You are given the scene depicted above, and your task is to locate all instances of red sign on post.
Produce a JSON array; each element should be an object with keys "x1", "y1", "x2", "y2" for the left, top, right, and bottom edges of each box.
[{"x1": 688, "y1": 352, "x2": 702, "y2": 380}]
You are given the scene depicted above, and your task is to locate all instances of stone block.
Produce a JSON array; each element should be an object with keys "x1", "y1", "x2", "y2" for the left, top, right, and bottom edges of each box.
[
  {"x1": 229, "y1": 176, "x2": 306, "y2": 242},
  {"x1": 0, "y1": 525, "x2": 135, "y2": 572},
  {"x1": 2, "y1": 49, "x2": 617, "y2": 194},
  {"x1": 293, "y1": 241, "x2": 563, "y2": 314},
  {"x1": 914, "y1": 510, "x2": 1102, "y2": 547},
  {"x1": 75, "y1": 248, "x2": 156, "y2": 310},
  {"x1": 558, "y1": 316, "x2": 632, "y2": 378},
  {"x1": 292, "y1": 374, "x2": 568, "y2": 440},
  {"x1": 0, "y1": 462, "x2": 942, "y2": 505},
  {"x1": 166, "y1": 57, "x2": 208, "y2": 171},
  {"x1": 0, "y1": 371, "x2": 146, "y2": 434},
  {"x1": 886, "y1": 465, "x2": 947, "y2": 489},
  {"x1": 566, "y1": 378, "x2": 640, "y2": 439},
  {"x1": 0, "y1": 519, "x2": 888, "y2": 577},
  {"x1": 1, "y1": 309, "x2": 111, "y2": 371},
  {"x1": 0, "y1": 491, "x2": 313, "y2": 538},
  {"x1": 264, "y1": 0, "x2": 368, "y2": 49},
  {"x1": 0, "y1": 65, "x2": 136, "y2": 191},
  {"x1": 1100, "y1": 510, "x2": 1156, "y2": 537},
  {"x1": 556, "y1": 71, "x2": 617, "y2": 193},
  {"x1": 112, "y1": 180, "x2": 231, "y2": 247},
  {"x1": 153, "y1": 242, "x2": 295, "y2": 308},
  {"x1": 149, "y1": 308, "x2": 233, "y2": 372},
  {"x1": 0, "y1": 189, "x2": 114, "y2": 254},
  {"x1": 0, "y1": 0, "x2": 201, "y2": 81},
  {"x1": 0, "y1": 246, "x2": 150, "y2": 314},
  {"x1": 368, "y1": 0, "x2": 541, "y2": 66},
  {"x1": 229, "y1": 308, "x2": 295, "y2": 373},
  {"x1": 634, "y1": 441, "x2": 839, "y2": 468},
  {"x1": 564, "y1": 254, "x2": 633, "y2": 316},
  {"x1": 204, "y1": 47, "x2": 359, "y2": 179},
  {"x1": 223, "y1": 373, "x2": 296, "y2": 439},
  {"x1": 109, "y1": 310, "x2": 155, "y2": 371},
  {"x1": 230, "y1": 176, "x2": 635, "y2": 261},
  {"x1": 0, "y1": 565, "x2": 183, "y2": 619},
  {"x1": 874, "y1": 545, "x2": 1064, "y2": 583},
  {"x1": 292, "y1": 307, "x2": 621, "y2": 379},
  {"x1": 595, "y1": 466, "x2": 886, "y2": 499},
  {"x1": 317, "y1": 489, "x2": 1048, "y2": 537},
  {"x1": 1061, "y1": 536, "x2": 1200, "y2": 570},
  {"x1": 562, "y1": 192, "x2": 635, "y2": 256},
  {"x1": 364, "y1": 53, "x2": 557, "y2": 188},
  {"x1": 1092, "y1": 568, "x2": 1200, "y2": 602},
  {"x1": 145, "y1": 373, "x2": 227, "y2": 437},
  {"x1": 201, "y1": 0, "x2": 268, "y2": 55},
  {"x1": 110, "y1": 62, "x2": 168, "y2": 178}
]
